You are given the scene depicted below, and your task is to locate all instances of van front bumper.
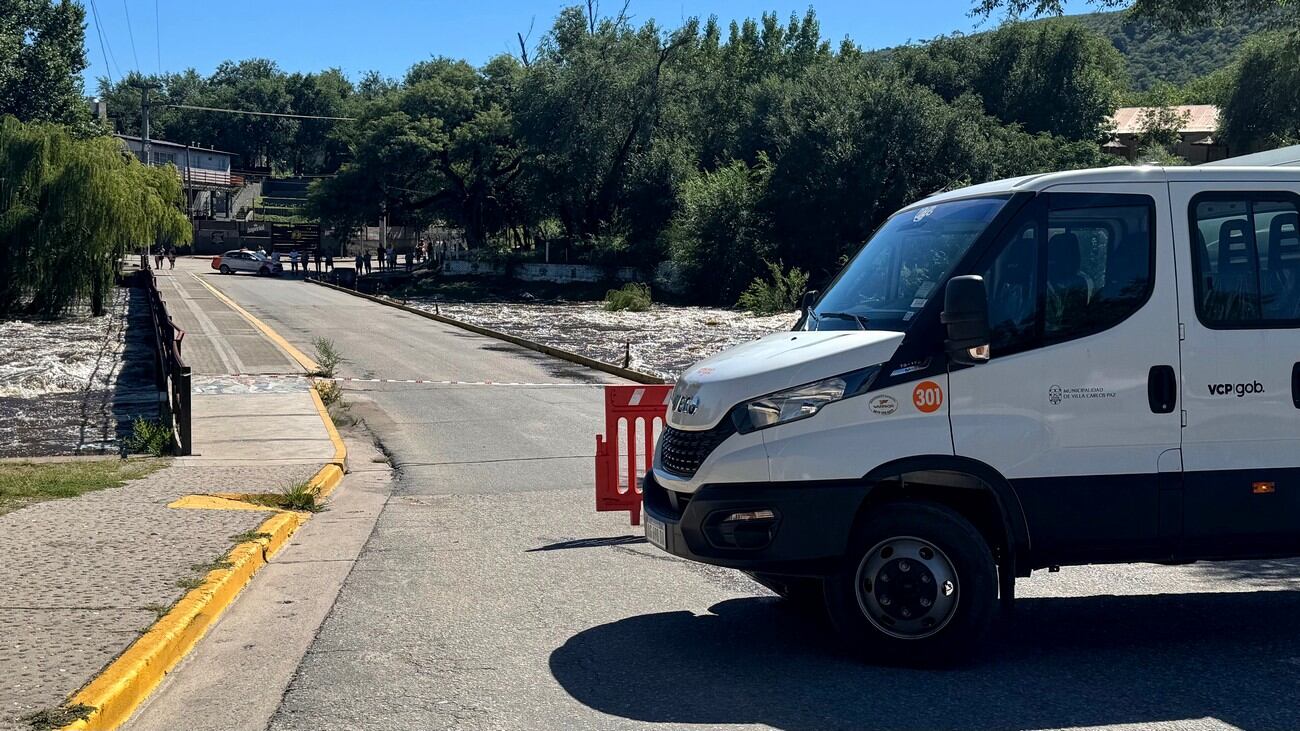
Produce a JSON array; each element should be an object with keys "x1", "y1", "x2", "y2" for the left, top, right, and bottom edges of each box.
[{"x1": 641, "y1": 471, "x2": 868, "y2": 576}]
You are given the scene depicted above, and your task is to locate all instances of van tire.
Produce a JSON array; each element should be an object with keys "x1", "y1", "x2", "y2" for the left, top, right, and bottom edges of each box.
[
  {"x1": 824, "y1": 500, "x2": 996, "y2": 666},
  {"x1": 745, "y1": 572, "x2": 825, "y2": 610}
]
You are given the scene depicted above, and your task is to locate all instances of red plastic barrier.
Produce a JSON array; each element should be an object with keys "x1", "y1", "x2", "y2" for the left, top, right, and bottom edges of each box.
[{"x1": 595, "y1": 384, "x2": 672, "y2": 526}]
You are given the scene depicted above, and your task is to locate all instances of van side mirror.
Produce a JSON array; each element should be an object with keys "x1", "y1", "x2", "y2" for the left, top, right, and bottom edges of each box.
[
  {"x1": 941, "y1": 275, "x2": 990, "y2": 366},
  {"x1": 800, "y1": 289, "x2": 819, "y2": 312}
]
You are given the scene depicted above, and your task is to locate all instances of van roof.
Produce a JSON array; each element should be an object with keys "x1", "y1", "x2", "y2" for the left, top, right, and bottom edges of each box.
[{"x1": 905, "y1": 160, "x2": 1300, "y2": 213}]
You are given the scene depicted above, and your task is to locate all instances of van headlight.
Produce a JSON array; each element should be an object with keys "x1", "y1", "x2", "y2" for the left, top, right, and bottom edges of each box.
[{"x1": 735, "y1": 366, "x2": 879, "y2": 433}]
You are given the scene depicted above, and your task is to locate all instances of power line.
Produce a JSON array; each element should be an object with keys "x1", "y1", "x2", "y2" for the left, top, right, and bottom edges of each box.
[
  {"x1": 121, "y1": 0, "x2": 140, "y2": 73},
  {"x1": 153, "y1": 0, "x2": 161, "y2": 73},
  {"x1": 87, "y1": 0, "x2": 121, "y2": 84},
  {"x1": 166, "y1": 103, "x2": 356, "y2": 121},
  {"x1": 86, "y1": 0, "x2": 114, "y2": 85}
]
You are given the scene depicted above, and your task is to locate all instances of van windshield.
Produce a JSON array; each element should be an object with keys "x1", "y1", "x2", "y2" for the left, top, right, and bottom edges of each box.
[{"x1": 810, "y1": 196, "x2": 1010, "y2": 332}]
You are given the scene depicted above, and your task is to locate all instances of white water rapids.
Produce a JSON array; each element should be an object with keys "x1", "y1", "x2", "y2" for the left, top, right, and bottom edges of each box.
[
  {"x1": 0, "y1": 291, "x2": 132, "y2": 398},
  {"x1": 405, "y1": 299, "x2": 800, "y2": 379}
]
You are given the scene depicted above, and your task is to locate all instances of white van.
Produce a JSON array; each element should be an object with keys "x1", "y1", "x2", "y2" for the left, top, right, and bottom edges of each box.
[{"x1": 643, "y1": 159, "x2": 1300, "y2": 664}]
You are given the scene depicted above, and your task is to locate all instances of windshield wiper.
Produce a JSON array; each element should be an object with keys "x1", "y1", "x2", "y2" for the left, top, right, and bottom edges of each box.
[{"x1": 816, "y1": 311, "x2": 869, "y2": 330}]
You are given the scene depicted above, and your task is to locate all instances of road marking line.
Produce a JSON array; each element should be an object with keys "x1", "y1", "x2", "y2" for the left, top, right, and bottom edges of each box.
[
  {"x1": 189, "y1": 272, "x2": 320, "y2": 372},
  {"x1": 168, "y1": 277, "x2": 246, "y2": 374}
]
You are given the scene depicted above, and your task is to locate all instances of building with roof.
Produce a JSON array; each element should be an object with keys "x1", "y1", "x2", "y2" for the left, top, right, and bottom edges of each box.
[
  {"x1": 1104, "y1": 105, "x2": 1229, "y2": 164},
  {"x1": 116, "y1": 134, "x2": 242, "y2": 219}
]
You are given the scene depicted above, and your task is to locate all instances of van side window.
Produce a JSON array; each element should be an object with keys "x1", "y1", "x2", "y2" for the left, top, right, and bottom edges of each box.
[
  {"x1": 1191, "y1": 195, "x2": 1300, "y2": 326},
  {"x1": 982, "y1": 221, "x2": 1038, "y2": 353},
  {"x1": 977, "y1": 194, "x2": 1154, "y2": 358},
  {"x1": 1045, "y1": 204, "x2": 1153, "y2": 340}
]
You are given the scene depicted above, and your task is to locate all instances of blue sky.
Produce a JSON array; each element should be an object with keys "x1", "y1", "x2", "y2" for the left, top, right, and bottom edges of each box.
[{"x1": 81, "y1": 0, "x2": 1087, "y2": 92}]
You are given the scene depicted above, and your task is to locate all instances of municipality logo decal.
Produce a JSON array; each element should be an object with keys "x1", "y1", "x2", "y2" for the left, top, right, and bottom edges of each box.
[{"x1": 1048, "y1": 384, "x2": 1115, "y2": 405}]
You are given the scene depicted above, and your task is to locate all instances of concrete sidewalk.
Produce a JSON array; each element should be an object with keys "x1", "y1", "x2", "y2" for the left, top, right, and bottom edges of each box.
[{"x1": 0, "y1": 263, "x2": 334, "y2": 730}]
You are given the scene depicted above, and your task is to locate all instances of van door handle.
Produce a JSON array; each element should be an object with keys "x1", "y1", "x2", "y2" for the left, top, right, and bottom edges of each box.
[
  {"x1": 1291, "y1": 363, "x2": 1300, "y2": 408},
  {"x1": 1148, "y1": 365, "x2": 1177, "y2": 414}
]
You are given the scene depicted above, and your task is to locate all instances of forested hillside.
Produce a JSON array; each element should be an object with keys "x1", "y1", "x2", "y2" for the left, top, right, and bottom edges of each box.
[{"x1": 1049, "y1": 8, "x2": 1279, "y2": 90}]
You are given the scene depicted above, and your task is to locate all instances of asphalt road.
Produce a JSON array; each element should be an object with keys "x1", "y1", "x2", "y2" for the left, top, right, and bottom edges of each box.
[{"x1": 191, "y1": 263, "x2": 1300, "y2": 731}]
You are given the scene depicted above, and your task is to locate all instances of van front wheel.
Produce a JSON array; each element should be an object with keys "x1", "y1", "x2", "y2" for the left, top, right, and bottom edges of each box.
[{"x1": 824, "y1": 500, "x2": 996, "y2": 666}]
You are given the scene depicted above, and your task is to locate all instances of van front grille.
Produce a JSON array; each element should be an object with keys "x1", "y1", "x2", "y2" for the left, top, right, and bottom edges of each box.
[{"x1": 658, "y1": 420, "x2": 736, "y2": 478}]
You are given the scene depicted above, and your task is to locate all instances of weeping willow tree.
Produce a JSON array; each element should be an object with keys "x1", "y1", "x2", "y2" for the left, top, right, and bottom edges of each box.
[{"x1": 0, "y1": 115, "x2": 191, "y2": 318}]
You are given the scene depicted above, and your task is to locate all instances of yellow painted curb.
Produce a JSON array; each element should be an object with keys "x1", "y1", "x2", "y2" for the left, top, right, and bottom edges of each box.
[
  {"x1": 306, "y1": 385, "x2": 349, "y2": 496},
  {"x1": 167, "y1": 494, "x2": 280, "y2": 511},
  {"x1": 62, "y1": 511, "x2": 305, "y2": 731},
  {"x1": 56, "y1": 275, "x2": 350, "y2": 730}
]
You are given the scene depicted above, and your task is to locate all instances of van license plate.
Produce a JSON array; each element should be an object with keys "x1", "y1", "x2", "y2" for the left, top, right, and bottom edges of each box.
[{"x1": 645, "y1": 515, "x2": 667, "y2": 550}]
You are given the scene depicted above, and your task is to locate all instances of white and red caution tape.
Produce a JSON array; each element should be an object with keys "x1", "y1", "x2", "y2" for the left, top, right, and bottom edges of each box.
[{"x1": 218, "y1": 373, "x2": 596, "y2": 387}]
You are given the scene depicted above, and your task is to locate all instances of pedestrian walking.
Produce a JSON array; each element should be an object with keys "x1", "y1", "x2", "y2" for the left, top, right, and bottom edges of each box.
[
  {"x1": 314, "y1": 249, "x2": 322, "y2": 273},
  {"x1": 387, "y1": 244, "x2": 397, "y2": 270},
  {"x1": 325, "y1": 251, "x2": 334, "y2": 271},
  {"x1": 167, "y1": 248, "x2": 176, "y2": 270},
  {"x1": 290, "y1": 249, "x2": 300, "y2": 274},
  {"x1": 153, "y1": 245, "x2": 164, "y2": 269},
  {"x1": 363, "y1": 251, "x2": 372, "y2": 274},
  {"x1": 405, "y1": 250, "x2": 412, "y2": 272},
  {"x1": 354, "y1": 252, "x2": 364, "y2": 275},
  {"x1": 375, "y1": 246, "x2": 384, "y2": 271}
]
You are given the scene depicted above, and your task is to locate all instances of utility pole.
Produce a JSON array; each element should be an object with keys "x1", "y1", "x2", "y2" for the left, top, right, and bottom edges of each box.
[
  {"x1": 129, "y1": 79, "x2": 163, "y2": 267},
  {"x1": 129, "y1": 80, "x2": 162, "y2": 166},
  {"x1": 184, "y1": 143, "x2": 193, "y2": 223}
]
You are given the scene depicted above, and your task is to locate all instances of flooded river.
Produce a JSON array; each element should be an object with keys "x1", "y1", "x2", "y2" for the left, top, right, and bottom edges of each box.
[
  {"x1": 404, "y1": 298, "x2": 799, "y2": 380},
  {"x1": 0, "y1": 290, "x2": 157, "y2": 457}
]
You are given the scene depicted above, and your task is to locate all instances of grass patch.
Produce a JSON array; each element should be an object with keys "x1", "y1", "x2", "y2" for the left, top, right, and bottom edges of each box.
[
  {"x1": 125, "y1": 417, "x2": 173, "y2": 456},
  {"x1": 309, "y1": 337, "x2": 344, "y2": 378},
  {"x1": 23, "y1": 703, "x2": 94, "y2": 730},
  {"x1": 244, "y1": 480, "x2": 326, "y2": 513},
  {"x1": 603, "y1": 282, "x2": 652, "y2": 312},
  {"x1": 315, "y1": 379, "x2": 343, "y2": 407},
  {"x1": 230, "y1": 530, "x2": 272, "y2": 543},
  {"x1": 737, "y1": 260, "x2": 809, "y2": 315},
  {"x1": 0, "y1": 458, "x2": 166, "y2": 516},
  {"x1": 175, "y1": 575, "x2": 206, "y2": 591},
  {"x1": 190, "y1": 558, "x2": 234, "y2": 574}
]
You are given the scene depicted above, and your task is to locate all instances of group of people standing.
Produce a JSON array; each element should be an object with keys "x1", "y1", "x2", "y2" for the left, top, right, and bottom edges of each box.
[
  {"x1": 282, "y1": 248, "x2": 334, "y2": 274},
  {"x1": 152, "y1": 246, "x2": 177, "y2": 270},
  {"x1": 351, "y1": 241, "x2": 430, "y2": 275}
]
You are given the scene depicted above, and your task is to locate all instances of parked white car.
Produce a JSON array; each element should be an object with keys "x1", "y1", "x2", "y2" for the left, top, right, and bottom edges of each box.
[{"x1": 211, "y1": 250, "x2": 281, "y2": 276}]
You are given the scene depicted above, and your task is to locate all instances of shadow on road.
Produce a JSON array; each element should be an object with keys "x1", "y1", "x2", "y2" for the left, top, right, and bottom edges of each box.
[
  {"x1": 551, "y1": 591, "x2": 1300, "y2": 731},
  {"x1": 478, "y1": 342, "x2": 610, "y2": 382},
  {"x1": 528, "y1": 535, "x2": 648, "y2": 552},
  {"x1": 1195, "y1": 557, "x2": 1300, "y2": 587}
]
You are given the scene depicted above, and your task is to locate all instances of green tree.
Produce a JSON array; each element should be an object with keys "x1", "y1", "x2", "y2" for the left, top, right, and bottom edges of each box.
[
  {"x1": 665, "y1": 158, "x2": 775, "y2": 304},
  {"x1": 896, "y1": 21, "x2": 1126, "y2": 140},
  {"x1": 1221, "y1": 32, "x2": 1300, "y2": 152},
  {"x1": 512, "y1": 7, "x2": 696, "y2": 252},
  {"x1": 758, "y1": 62, "x2": 1114, "y2": 285},
  {"x1": 0, "y1": 0, "x2": 89, "y2": 128},
  {"x1": 0, "y1": 116, "x2": 191, "y2": 317},
  {"x1": 1132, "y1": 82, "x2": 1190, "y2": 153},
  {"x1": 970, "y1": 0, "x2": 1296, "y2": 32},
  {"x1": 286, "y1": 69, "x2": 353, "y2": 174},
  {"x1": 307, "y1": 56, "x2": 525, "y2": 247}
]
